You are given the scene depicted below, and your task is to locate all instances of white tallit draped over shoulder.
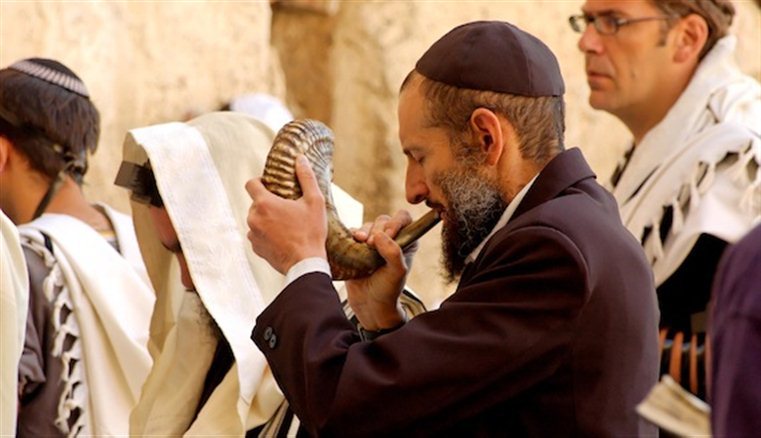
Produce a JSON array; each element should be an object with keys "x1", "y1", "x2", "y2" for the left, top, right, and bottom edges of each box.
[
  {"x1": 18, "y1": 204, "x2": 154, "y2": 436},
  {"x1": 610, "y1": 36, "x2": 761, "y2": 286}
]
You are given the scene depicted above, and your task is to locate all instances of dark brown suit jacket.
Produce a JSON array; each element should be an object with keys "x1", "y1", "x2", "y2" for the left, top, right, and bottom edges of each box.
[{"x1": 253, "y1": 148, "x2": 659, "y2": 437}]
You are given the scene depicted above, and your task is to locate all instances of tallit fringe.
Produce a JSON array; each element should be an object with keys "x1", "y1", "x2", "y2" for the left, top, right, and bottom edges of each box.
[
  {"x1": 55, "y1": 360, "x2": 86, "y2": 437},
  {"x1": 730, "y1": 145, "x2": 761, "y2": 216},
  {"x1": 697, "y1": 162, "x2": 715, "y2": 195},
  {"x1": 729, "y1": 143, "x2": 755, "y2": 182},
  {"x1": 41, "y1": 256, "x2": 63, "y2": 301},
  {"x1": 741, "y1": 176, "x2": 761, "y2": 215},
  {"x1": 24, "y1": 238, "x2": 88, "y2": 437},
  {"x1": 688, "y1": 163, "x2": 704, "y2": 213},
  {"x1": 642, "y1": 149, "x2": 761, "y2": 263},
  {"x1": 670, "y1": 196, "x2": 684, "y2": 234},
  {"x1": 644, "y1": 217, "x2": 665, "y2": 263}
]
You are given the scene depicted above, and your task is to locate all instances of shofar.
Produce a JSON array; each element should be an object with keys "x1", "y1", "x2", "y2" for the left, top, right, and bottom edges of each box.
[{"x1": 262, "y1": 119, "x2": 440, "y2": 280}]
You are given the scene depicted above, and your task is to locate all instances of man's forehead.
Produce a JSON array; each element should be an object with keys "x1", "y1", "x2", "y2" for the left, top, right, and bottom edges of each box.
[
  {"x1": 582, "y1": 0, "x2": 655, "y2": 14},
  {"x1": 398, "y1": 82, "x2": 426, "y2": 139}
]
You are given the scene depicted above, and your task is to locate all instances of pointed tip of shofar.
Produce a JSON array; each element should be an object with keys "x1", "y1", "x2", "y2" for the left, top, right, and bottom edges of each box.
[
  {"x1": 394, "y1": 209, "x2": 440, "y2": 250},
  {"x1": 263, "y1": 119, "x2": 440, "y2": 280}
]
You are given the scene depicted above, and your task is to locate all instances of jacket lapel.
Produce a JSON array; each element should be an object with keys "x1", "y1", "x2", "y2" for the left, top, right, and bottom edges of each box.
[
  {"x1": 512, "y1": 148, "x2": 596, "y2": 220},
  {"x1": 459, "y1": 148, "x2": 596, "y2": 285}
]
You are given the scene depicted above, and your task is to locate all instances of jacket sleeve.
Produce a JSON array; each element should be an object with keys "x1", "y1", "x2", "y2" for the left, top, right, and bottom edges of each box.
[{"x1": 252, "y1": 225, "x2": 591, "y2": 436}]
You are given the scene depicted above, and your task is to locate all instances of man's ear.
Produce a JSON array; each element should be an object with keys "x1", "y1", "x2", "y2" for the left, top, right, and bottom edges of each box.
[
  {"x1": 0, "y1": 136, "x2": 10, "y2": 172},
  {"x1": 673, "y1": 14, "x2": 708, "y2": 64},
  {"x1": 469, "y1": 108, "x2": 504, "y2": 166}
]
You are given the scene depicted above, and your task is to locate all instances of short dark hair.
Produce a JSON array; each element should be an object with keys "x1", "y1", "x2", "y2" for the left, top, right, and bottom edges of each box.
[
  {"x1": 403, "y1": 71, "x2": 565, "y2": 166},
  {"x1": 653, "y1": 0, "x2": 735, "y2": 59},
  {"x1": 114, "y1": 160, "x2": 164, "y2": 208},
  {"x1": 0, "y1": 58, "x2": 100, "y2": 183}
]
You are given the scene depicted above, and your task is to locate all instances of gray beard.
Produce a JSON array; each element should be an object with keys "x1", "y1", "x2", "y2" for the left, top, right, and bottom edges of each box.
[
  {"x1": 436, "y1": 166, "x2": 507, "y2": 283},
  {"x1": 198, "y1": 304, "x2": 223, "y2": 341}
]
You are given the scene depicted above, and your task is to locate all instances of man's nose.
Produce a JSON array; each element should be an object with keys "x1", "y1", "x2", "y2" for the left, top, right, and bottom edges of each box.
[
  {"x1": 405, "y1": 165, "x2": 428, "y2": 205},
  {"x1": 578, "y1": 24, "x2": 603, "y2": 54}
]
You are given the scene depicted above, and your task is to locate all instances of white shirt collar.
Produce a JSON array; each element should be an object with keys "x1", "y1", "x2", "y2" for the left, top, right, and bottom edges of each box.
[{"x1": 465, "y1": 173, "x2": 539, "y2": 265}]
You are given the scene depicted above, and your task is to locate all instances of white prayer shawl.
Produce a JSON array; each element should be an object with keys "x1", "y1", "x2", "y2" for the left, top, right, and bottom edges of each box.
[
  {"x1": 1, "y1": 210, "x2": 29, "y2": 435},
  {"x1": 125, "y1": 112, "x2": 364, "y2": 436},
  {"x1": 611, "y1": 36, "x2": 761, "y2": 286},
  {"x1": 17, "y1": 205, "x2": 154, "y2": 436}
]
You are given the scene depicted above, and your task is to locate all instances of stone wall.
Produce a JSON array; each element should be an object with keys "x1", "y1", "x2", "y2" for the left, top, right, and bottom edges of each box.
[{"x1": 2, "y1": 0, "x2": 759, "y2": 308}]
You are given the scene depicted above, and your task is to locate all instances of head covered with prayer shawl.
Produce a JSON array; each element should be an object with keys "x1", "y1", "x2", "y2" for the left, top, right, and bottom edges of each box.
[
  {"x1": 120, "y1": 112, "x2": 283, "y2": 435},
  {"x1": 118, "y1": 111, "x2": 363, "y2": 435}
]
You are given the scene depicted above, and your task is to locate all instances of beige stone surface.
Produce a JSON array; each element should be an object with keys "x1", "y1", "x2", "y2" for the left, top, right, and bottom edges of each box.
[
  {"x1": 2, "y1": 0, "x2": 759, "y2": 308},
  {"x1": 272, "y1": 0, "x2": 340, "y2": 16},
  {"x1": 271, "y1": 5, "x2": 337, "y2": 123}
]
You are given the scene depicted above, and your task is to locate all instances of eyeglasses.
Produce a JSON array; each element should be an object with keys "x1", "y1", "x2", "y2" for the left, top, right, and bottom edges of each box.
[{"x1": 568, "y1": 14, "x2": 671, "y2": 36}]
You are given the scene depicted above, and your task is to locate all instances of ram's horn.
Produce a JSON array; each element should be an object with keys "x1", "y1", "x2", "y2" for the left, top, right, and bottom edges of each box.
[{"x1": 262, "y1": 119, "x2": 440, "y2": 280}]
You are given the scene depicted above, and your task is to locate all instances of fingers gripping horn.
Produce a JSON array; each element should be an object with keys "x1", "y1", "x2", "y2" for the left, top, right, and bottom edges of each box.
[{"x1": 261, "y1": 119, "x2": 440, "y2": 280}]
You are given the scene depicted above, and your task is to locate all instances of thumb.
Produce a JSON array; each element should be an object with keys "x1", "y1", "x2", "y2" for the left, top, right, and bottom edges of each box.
[
  {"x1": 295, "y1": 154, "x2": 324, "y2": 202},
  {"x1": 245, "y1": 177, "x2": 267, "y2": 200},
  {"x1": 373, "y1": 231, "x2": 405, "y2": 271}
]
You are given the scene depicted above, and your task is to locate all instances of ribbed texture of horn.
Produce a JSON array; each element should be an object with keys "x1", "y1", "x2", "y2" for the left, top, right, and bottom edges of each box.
[{"x1": 262, "y1": 119, "x2": 440, "y2": 280}]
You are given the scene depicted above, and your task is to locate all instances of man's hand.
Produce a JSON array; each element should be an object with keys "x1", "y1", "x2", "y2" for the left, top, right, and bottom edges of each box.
[
  {"x1": 346, "y1": 211, "x2": 418, "y2": 331},
  {"x1": 246, "y1": 155, "x2": 328, "y2": 274}
]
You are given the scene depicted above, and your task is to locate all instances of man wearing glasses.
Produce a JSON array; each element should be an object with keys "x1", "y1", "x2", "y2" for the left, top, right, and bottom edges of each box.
[{"x1": 571, "y1": 0, "x2": 760, "y2": 399}]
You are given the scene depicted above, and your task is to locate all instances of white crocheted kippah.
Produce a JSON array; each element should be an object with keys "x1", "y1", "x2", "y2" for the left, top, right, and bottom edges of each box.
[{"x1": 9, "y1": 59, "x2": 89, "y2": 97}]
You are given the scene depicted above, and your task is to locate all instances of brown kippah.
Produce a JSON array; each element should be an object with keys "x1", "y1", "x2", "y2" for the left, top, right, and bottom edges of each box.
[{"x1": 415, "y1": 20, "x2": 565, "y2": 97}]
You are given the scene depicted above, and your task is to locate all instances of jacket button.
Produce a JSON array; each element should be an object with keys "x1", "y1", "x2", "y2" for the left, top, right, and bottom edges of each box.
[
  {"x1": 263, "y1": 326, "x2": 273, "y2": 341},
  {"x1": 268, "y1": 333, "x2": 277, "y2": 349}
]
